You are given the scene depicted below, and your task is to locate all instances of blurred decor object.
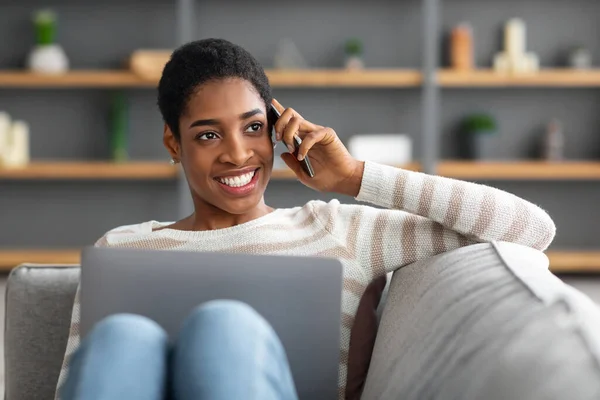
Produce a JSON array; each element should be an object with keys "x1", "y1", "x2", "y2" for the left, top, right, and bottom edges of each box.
[
  {"x1": 129, "y1": 50, "x2": 171, "y2": 80},
  {"x1": 110, "y1": 92, "x2": 129, "y2": 162},
  {"x1": 274, "y1": 38, "x2": 308, "y2": 69},
  {"x1": 493, "y1": 18, "x2": 539, "y2": 74},
  {"x1": 0, "y1": 112, "x2": 10, "y2": 165},
  {"x1": 26, "y1": 10, "x2": 69, "y2": 74},
  {"x1": 344, "y1": 38, "x2": 364, "y2": 70},
  {"x1": 542, "y1": 119, "x2": 565, "y2": 161},
  {"x1": 568, "y1": 47, "x2": 592, "y2": 70},
  {"x1": 347, "y1": 134, "x2": 412, "y2": 165},
  {"x1": 0, "y1": 112, "x2": 30, "y2": 168},
  {"x1": 450, "y1": 23, "x2": 474, "y2": 71},
  {"x1": 461, "y1": 113, "x2": 498, "y2": 160}
]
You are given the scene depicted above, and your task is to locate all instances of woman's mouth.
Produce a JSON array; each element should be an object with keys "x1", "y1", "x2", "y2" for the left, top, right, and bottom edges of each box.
[{"x1": 214, "y1": 168, "x2": 260, "y2": 196}]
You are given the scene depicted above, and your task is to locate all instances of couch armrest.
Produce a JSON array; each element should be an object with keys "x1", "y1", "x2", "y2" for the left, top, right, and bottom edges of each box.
[
  {"x1": 363, "y1": 242, "x2": 600, "y2": 400},
  {"x1": 5, "y1": 265, "x2": 80, "y2": 400}
]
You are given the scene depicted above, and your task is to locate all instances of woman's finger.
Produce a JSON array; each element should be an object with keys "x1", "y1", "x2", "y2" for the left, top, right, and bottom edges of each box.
[
  {"x1": 272, "y1": 99, "x2": 322, "y2": 140},
  {"x1": 297, "y1": 128, "x2": 329, "y2": 161},
  {"x1": 282, "y1": 116, "x2": 303, "y2": 154},
  {"x1": 274, "y1": 107, "x2": 298, "y2": 141},
  {"x1": 300, "y1": 119, "x2": 324, "y2": 132},
  {"x1": 272, "y1": 98, "x2": 286, "y2": 114}
]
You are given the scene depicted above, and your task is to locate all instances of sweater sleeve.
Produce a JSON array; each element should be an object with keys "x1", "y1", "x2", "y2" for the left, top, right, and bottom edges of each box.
[{"x1": 313, "y1": 161, "x2": 556, "y2": 278}]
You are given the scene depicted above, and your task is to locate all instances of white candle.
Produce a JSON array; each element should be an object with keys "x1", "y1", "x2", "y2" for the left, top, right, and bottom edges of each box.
[
  {"x1": 506, "y1": 18, "x2": 526, "y2": 57},
  {"x1": 0, "y1": 112, "x2": 11, "y2": 165},
  {"x1": 5, "y1": 121, "x2": 30, "y2": 167}
]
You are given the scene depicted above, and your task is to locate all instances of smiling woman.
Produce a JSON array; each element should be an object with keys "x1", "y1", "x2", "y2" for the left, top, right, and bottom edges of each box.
[
  {"x1": 163, "y1": 78, "x2": 275, "y2": 220},
  {"x1": 158, "y1": 41, "x2": 276, "y2": 224},
  {"x1": 54, "y1": 39, "x2": 556, "y2": 400}
]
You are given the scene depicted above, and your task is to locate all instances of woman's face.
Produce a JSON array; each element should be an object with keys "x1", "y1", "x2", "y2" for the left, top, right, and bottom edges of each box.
[{"x1": 165, "y1": 78, "x2": 274, "y2": 215}]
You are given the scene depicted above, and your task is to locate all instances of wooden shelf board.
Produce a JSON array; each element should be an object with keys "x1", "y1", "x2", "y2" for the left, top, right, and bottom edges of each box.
[
  {"x1": 0, "y1": 161, "x2": 178, "y2": 180},
  {"x1": 0, "y1": 69, "x2": 422, "y2": 88},
  {"x1": 0, "y1": 249, "x2": 81, "y2": 270},
  {"x1": 1, "y1": 249, "x2": 598, "y2": 272},
  {"x1": 438, "y1": 161, "x2": 600, "y2": 180},
  {"x1": 2, "y1": 162, "x2": 425, "y2": 181},
  {"x1": 271, "y1": 162, "x2": 421, "y2": 179},
  {"x1": 0, "y1": 71, "x2": 154, "y2": 88},
  {"x1": 266, "y1": 69, "x2": 422, "y2": 87},
  {"x1": 439, "y1": 69, "x2": 600, "y2": 87},
  {"x1": 547, "y1": 251, "x2": 600, "y2": 273},
  {"x1": 5, "y1": 161, "x2": 597, "y2": 181},
  {"x1": 3, "y1": 69, "x2": 600, "y2": 89}
]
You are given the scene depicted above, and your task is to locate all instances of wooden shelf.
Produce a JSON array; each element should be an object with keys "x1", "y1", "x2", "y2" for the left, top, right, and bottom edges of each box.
[
  {"x1": 3, "y1": 69, "x2": 600, "y2": 89},
  {"x1": 271, "y1": 162, "x2": 421, "y2": 179},
  {"x1": 1, "y1": 249, "x2": 598, "y2": 272},
  {"x1": 0, "y1": 69, "x2": 422, "y2": 88},
  {"x1": 266, "y1": 69, "x2": 422, "y2": 87},
  {"x1": 439, "y1": 69, "x2": 600, "y2": 87},
  {"x1": 2, "y1": 162, "x2": 423, "y2": 181},
  {"x1": 546, "y1": 251, "x2": 600, "y2": 273},
  {"x1": 438, "y1": 161, "x2": 600, "y2": 180},
  {"x1": 0, "y1": 71, "x2": 154, "y2": 88},
  {"x1": 0, "y1": 161, "x2": 178, "y2": 180},
  {"x1": 0, "y1": 249, "x2": 80, "y2": 270}
]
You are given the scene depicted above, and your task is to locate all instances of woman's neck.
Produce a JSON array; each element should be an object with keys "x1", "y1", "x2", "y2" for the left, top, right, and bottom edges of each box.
[{"x1": 177, "y1": 198, "x2": 274, "y2": 232}]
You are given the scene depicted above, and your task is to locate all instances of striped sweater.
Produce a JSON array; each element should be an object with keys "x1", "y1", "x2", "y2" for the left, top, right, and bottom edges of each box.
[{"x1": 54, "y1": 161, "x2": 556, "y2": 399}]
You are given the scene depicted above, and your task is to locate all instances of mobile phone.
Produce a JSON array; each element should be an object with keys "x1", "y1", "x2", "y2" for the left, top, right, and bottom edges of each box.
[{"x1": 269, "y1": 105, "x2": 315, "y2": 178}]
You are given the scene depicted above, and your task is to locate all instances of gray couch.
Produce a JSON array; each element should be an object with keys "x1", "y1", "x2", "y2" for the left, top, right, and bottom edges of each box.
[{"x1": 5, "y1": 242, "x2": 600, "y2": 400}]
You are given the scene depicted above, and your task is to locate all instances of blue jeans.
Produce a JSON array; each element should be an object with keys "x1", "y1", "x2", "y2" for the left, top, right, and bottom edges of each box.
[{"x1": 61, "y1": 300, "x2": 299, "y2": 400}]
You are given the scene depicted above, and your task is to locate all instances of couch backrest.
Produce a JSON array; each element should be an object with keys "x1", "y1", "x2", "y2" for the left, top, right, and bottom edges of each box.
[
  {"x1": 363, "y1": 242, "x2": 600, "y2": 400},
  {"x1": 7, "y1": 243, "x2": 600, "y2": 400},
  {"x1": 5, "y1": 265, "x2": 80, "y2": 400}
]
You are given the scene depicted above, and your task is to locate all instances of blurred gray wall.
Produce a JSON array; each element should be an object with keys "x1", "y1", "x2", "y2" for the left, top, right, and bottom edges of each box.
[{"x1": 1, "y1": 0, "x2": 599, "y2": 249}]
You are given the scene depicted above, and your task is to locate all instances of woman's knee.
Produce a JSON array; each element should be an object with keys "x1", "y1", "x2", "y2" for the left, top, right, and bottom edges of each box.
[
  {"x1": 91, "y1": 314, "x2": 168, "y2": 347},
  {"x1": 182, "y1": 300, "x2": 270, "y2": 335}
]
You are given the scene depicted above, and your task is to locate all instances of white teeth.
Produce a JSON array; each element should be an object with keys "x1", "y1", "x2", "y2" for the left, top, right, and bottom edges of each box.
[{"x1": 218, "y1": 170, "x2": 256, "y2": 187}]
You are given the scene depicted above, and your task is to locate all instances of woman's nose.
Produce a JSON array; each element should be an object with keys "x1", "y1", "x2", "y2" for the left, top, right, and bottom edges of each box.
[{"x1": 219, "y1": 136, "x2": 253, "y2": 166}]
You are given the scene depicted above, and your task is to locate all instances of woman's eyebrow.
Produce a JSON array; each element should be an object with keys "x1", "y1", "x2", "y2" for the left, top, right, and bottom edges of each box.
[
  {"x1": 239, "y1": 109, "x2": 263, "y2": 120},
  {"x1": 189, "y1": 109, "x2": 264, "y2": 129},
  {"x1": 189, "y1": 118, "x2": 219, "y2": 128}
]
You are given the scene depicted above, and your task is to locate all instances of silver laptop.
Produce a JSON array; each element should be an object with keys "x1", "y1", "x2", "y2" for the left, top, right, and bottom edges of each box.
[{"x1": 80, "y1": 246, "x2": 343, "y2": 400}]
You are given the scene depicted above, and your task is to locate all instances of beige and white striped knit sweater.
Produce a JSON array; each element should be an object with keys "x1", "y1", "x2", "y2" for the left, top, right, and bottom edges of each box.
[{"x1": 54, "y1": 161, "x2": 555, "y2": 400}]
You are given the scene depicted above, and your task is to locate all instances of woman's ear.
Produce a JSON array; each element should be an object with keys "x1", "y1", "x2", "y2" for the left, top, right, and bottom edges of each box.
[{"x1": 163, "y1": 123, "x2": 181, "y2": 162}]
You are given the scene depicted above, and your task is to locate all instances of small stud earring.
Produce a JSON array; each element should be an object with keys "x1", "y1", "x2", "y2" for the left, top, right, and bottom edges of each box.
[{"x1": 169, "y1": 158, "x2": 177, "y2": 165}]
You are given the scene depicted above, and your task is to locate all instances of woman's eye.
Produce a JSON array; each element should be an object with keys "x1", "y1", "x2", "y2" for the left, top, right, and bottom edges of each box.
[
  {"x1": 196, "y1": 132, "x2": 219, "y2": 141},
  {"x1": 246, "y1": 123, "x2": 263, "y2": 133}
]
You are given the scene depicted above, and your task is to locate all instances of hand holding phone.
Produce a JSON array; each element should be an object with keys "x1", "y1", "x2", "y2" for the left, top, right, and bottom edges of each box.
[{"x1": 270, "y1": 104, "x2": 315, "y2": 178}]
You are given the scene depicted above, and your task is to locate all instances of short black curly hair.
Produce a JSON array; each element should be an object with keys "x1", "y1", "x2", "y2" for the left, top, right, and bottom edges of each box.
[{"x1": 157, "y1": 38, "x2": 272, "y2": 141}]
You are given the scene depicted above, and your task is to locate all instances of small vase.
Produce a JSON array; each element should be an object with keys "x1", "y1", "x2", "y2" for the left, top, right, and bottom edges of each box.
[
  {"x1": 569, "y1": 48, "x2": 592, "y2": 70},
  {"x1": 468, "y1": 131, "x2": 498, "y2": 160},
  {"x1": 27, "y1": 44, "x2": 69, "y2": 74},
  {"x1": 345, "y1": 55, "x2": 364, "y2": 70}
]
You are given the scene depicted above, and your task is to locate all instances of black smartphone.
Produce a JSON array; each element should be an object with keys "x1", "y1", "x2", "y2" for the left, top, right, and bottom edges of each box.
[{"x1": 269, "y1": 104, "x2": 315, "y2": 178}]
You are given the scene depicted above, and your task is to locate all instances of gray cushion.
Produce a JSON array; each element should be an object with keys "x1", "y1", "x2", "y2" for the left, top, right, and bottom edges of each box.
[
  {"x1": 5, "y1": 265, "x2": 80, "y2": 400},
  {"x1": 362, "y1": 242, "x2": 600, "y2": 400}
]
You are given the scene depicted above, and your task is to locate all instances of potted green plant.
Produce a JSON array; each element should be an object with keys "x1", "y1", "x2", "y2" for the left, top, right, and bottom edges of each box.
[
  {"x1": 344, "y1": 38, "x2": 364, "y2": 70},
  {"x1": 461, "y1": 113, "x2": 498, "y2": 159},
  {"x1": 26, "y1": 10, "x2": 69, "y2": 74}
]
